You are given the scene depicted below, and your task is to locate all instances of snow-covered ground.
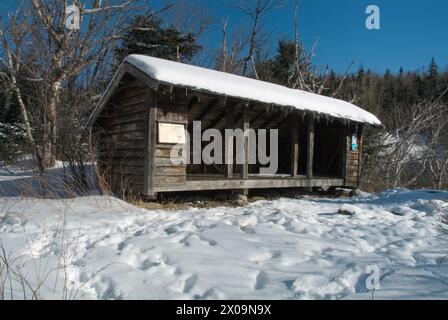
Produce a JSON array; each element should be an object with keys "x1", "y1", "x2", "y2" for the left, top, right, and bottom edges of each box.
[{"x1": 1, "y1": 189, "x2": 448, "y2": 300}]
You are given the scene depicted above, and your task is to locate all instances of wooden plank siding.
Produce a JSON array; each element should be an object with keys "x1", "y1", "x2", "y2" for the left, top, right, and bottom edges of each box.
[
  {"x1": 345, "y1": 129, "x2": 361, "y2": 187},
  {"x1": 96, "y1": 83, "x2": 149, "y2": 195},
  {"x1": 152, "y1": 92, "x2": 189, "y2": 190},
  {"x1": 143, "y1": 89, "x2": 157, "y2": 197},
  {"x1": 307, "y1": 117, "x2": 315, "y2": 179}
]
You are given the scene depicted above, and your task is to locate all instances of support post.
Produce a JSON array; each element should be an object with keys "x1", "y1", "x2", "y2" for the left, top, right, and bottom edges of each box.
[
  {"x1": 225, "y1": 104, "x2": 234, "y2": 178},
  {"x1": 291, "y1": 113, "x2": 299, "y2": 177},
  {"x1": 144, "y1": 89, "x2": 158, "y2": 199},
  {"x1": 242, "y1": 103, "x2": 249, "y2": 180},
  {"x1": 307, "y1": 116, "x2": 314, "y2": 180},
  {"x1": 341, "y1": 127, "x2": 347, "y2": 184},
  {"x1": 242, "y1": 103, "x2": 250, "y2": 196}
]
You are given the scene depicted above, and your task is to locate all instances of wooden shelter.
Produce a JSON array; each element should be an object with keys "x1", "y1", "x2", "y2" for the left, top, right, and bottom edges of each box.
[{"x1": 88, "y1": 55, "x2": 381, "y2": 198}]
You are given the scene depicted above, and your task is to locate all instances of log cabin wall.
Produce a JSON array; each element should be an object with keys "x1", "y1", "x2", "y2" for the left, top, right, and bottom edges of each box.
[
  {"x1": 95, "y1": 78, "x2": 148, "y2": 195},
  {"x1": 95, "y1": 82, "x2": 190, "y2": 197}
]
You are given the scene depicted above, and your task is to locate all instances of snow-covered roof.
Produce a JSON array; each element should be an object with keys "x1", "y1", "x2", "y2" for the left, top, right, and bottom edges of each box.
[{"x1": 124, "y1": 55, "x2": 381, "y2": 126}]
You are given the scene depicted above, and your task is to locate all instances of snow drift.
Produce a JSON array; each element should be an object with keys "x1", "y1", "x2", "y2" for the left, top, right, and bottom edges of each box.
[{"x1": 1, "y1": 189, "x2": 447, "y2": 300}]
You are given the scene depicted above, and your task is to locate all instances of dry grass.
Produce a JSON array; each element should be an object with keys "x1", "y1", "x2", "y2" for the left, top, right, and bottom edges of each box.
[
  {"x1": 0, "y1": 196, "x2": 114, "y2": 300},
  {"x1": 0, "y1": 163, "x2": 118, "y2": 300}
]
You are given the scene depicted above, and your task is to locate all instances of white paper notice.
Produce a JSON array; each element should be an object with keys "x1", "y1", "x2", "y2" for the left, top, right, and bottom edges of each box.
[{"x1": 158, "y1": 123, "x2": 186, "y2": 144}]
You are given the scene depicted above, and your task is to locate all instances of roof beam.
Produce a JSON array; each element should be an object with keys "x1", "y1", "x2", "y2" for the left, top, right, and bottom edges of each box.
[
  {"x1": 187, "y1": 96, "x2": 200, "y2": 112},
  {"x1": 259, "y1": 112, "x2": 281, "y2": 129},
  {"x1": 249, "y1": 109, "x2": 268, "y2": 128},
  {"x1": 215, "y1": 101, "x2": 246, "y2": 130},
  {"x1": 273, "y1": 114, "x2": 292, "y2": 129},
  {"x1": 194, "y1": 97, "x2": 222, "y2": 122}
]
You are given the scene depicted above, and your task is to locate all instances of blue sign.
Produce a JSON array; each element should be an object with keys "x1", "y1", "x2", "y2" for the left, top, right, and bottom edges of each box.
[{"x1": 351, "y1": 135, "x2": 358, "y2": 152}]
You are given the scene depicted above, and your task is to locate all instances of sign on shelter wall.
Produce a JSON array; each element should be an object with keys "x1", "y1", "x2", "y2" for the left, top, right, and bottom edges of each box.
[
  {"x1": 158, "y1": 123, "x2": 186, "y2": 144},
  {"x1": 351, "y1": 134, "x2": 358, "y2": 152}
]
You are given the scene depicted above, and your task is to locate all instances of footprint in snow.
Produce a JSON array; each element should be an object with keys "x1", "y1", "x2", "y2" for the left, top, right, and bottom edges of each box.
[
  {"x1": 198, "y1": 235, "x2": 217, "y2": 246},
  {"x1": 240, "y1": 226, "x2": 256, "y2": 235},
  {"x1": 183, "y1": 274, "x2": 198, "y2": 294},
  {"x1": 133, "y1": 229, "x2": 145, "y2": 237},
  {"x1": 117, "y1": 241, "x2": 127, "y2": 251},
  {"x1": 183, "y1": 234, "x2": 217, "y2": 247},
  {"x1": 194, "y1": 288, "x2": 224, "y2": 300},
  {"x1": 164, "y1": 226, "x2": 178, "y2": 235},
  {"x1": 140, "y1": 258, "x2": 161, "y2": 270},
  {"x1": 282, "y1": 279, "x2": 295, "y2": 290},
  {"x1": 254, "y1": 271, "x2": 268, "y2": 290}
]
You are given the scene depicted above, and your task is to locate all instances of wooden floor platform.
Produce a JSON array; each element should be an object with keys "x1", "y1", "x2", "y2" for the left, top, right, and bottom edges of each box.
[{"x1": 153, "y1": 174, "x2": 345, "y2": 192}]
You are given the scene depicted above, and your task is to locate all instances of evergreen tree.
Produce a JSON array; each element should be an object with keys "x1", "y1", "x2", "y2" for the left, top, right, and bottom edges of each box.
[
  {"x1": 270, "y1": 40, "x2": 296, "y2": 85},
  {"x1": 356, "y1": 66, "x2": 366, "y2": 84},
  {"x1": 428, "y1": 57, "x2": 439, "y2": 80},
  {"x1": 426, "y1": 57, "x2": 439, "y2": 97},
  {"x1": 381, "y1": 69, "x2": 396, "y2": 126},
  {"x1": 414, "y1": 73, "x2": 425, "y2": 100},
  {"x1": 114, "y1": 15, "x2": 201, "y2": 63},
  {"x1": 395, "y1": 67, "x2": 409, "y2": 105},
  {"x1": 256, "y1": 40, "x2": 307, "y2": 87},
  {"x1": 0, "y1": 79, "x2": 25, "y2": 163}
]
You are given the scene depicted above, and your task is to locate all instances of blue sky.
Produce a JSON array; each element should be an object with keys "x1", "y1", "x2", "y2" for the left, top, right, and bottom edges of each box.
[
  {"x1": 186, "y1": 0, "x2": 448, "y2": 74},
  {"x1": 1, "y1": 0, "x2": 447, "y2": 74}
]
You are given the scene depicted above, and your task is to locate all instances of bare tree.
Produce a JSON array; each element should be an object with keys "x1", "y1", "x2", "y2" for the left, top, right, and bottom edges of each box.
[
  {"x1": 164, "y1": 0, "x2": 212, "y2": 38},
  {"x1": 362, "y1": 91, "x2": 448, "y2": 191},
  {"x1": 216, "y1": 17, "x2": 244, "y2": 74},
  {"x1": 288, "y1": 0, "x2": 353, "y2": 96},
  {"x1": 231, "y1": 0, "x2": 282, "y2": 78},
  {"x1": 220, "y1": 16, "x2": 229, "y2": 72},
  {"x1": 0, "y1": 11, "x2": 40, "y2": 167},
  {"x1": 0, "y1": 0, "x2": 150, "y2": 171},
  {"x1": 160, "y1": 0, "x2": 212, "y2": 63}
]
